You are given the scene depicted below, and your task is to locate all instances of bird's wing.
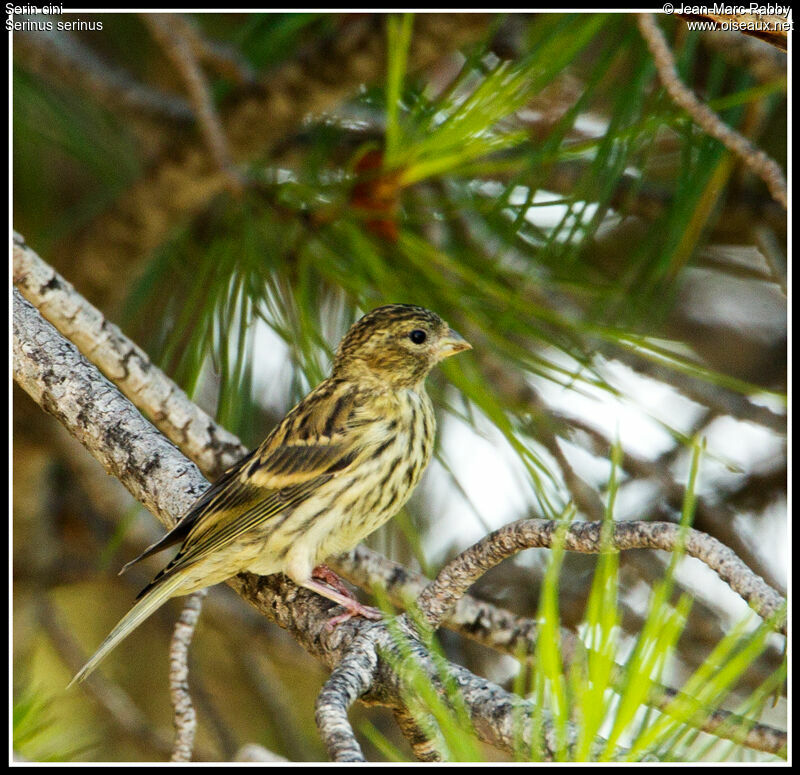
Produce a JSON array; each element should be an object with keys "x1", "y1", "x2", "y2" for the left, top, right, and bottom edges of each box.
[
  {"x1": 118, "y1": 447, "x2": 262, "y2": 573},
  {"x1": 133, "y1": 381, "x2": 376, "y2": 594}
]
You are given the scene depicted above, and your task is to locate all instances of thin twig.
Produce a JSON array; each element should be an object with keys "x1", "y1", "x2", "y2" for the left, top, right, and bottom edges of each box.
[
  {"x1": 637, "y1": 13, "x2": 786, "y2": 209},
  {"x1": 169, "y1": 589, "x2": 207, "y2": 762},
  {"x1": 14, "y1": 25, "x2": 194, "y2": 123},
  {"x1": 142, "y1": 13, "x2": 244, "y2": 193},
  {"x1": 170, "y1": 14, "x2": 257, "y2": 86}
]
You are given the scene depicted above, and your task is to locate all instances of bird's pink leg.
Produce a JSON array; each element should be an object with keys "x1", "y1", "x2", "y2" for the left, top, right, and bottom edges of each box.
[
  {"x1": 303, "y1": 569, "x2": 382, "y2": 630},
  {"x1": 311, "y1": 564, "x2": 354, "y2": 599}
]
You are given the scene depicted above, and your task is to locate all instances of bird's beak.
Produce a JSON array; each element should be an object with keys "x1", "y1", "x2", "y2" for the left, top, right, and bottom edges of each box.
[{"x1": 436, "y1": 328, "x2": 472, "y2": 360}]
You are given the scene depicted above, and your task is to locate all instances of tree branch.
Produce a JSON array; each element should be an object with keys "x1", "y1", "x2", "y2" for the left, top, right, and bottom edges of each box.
[
  {"x1": 14, "y1": 23, "x2": 194, "y2": 123},
  {"x1": 336, "y1": 545, "x2": 784, "y2": 754},
  {"x1": 142, "y1": 13, "x2": 244, "y2": 192},
  {"x1": 13, "y1": 232, "x2": 246, "y2": 481},
  {"x1": 393, "y1": 706, "x2": 444, "y2": 761},
  {"x1": 557, "y1": 410, "x2": 786, "y2": 595},
  {"x1": 638, "y1": 13, "x2": 786, "y2": 209},
  {"x1": 169, "y1": 590, "x2": 207, "y2": 762},
  {"x1": 416, "y1": 519, "x2": 786, "y2": 635},
  {"x1": 315, "y1": 623, "x2": 382, "y2": 762}
]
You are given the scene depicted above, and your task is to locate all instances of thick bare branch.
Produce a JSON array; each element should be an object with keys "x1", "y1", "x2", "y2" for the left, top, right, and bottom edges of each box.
[
  {"x1": 13, "y1": 289, "x2": 208, "y2": 527},
  {"x1": 13, "y1": 233, "x2": 246, "y2": 480},
  {"x1": 315, "y1": 624, "x2": 382, "y2": 762},
  {"x1": 369, "y1": 624, "x2": 568, "y2": 760}
]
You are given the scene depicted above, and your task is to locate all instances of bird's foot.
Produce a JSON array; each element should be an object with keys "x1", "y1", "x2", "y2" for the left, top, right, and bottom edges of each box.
[
  {"x1": 324, "y1": 600, "x2": 382, "y2": 631},
  {"x1": 301, "y1": 576, "x2": 382, "y2": 630}
]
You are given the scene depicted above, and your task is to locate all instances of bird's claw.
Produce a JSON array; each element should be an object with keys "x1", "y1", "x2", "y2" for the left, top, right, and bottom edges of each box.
[{"x1": 325, "y1": 601, "x2": 383, "y2": 631}]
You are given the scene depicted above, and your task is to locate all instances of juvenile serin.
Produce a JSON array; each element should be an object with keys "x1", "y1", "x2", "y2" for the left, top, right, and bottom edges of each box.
[{"x1": 72, "y1": 304, "x2": 470, "y2": 684}]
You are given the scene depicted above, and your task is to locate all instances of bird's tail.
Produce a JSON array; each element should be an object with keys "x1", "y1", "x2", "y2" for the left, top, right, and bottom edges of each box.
[{"x1": 68, "y1": 572, "x2": 188, "y2": 687}]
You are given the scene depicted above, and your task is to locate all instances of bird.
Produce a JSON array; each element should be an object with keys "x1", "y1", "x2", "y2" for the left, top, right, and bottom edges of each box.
[{"x1": 70, "y1": 304, "x2": 471, "y2": 684}]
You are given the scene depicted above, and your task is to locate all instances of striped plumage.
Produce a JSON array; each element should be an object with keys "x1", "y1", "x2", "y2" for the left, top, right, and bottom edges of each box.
[{"x1": 72, "y1": 304, "x2": 470, "y2": 684}]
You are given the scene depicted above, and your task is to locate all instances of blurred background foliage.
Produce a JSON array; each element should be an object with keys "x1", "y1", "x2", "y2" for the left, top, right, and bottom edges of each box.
[{"x1": 13, "y1": 12, "x2": 786, "y2": 762}]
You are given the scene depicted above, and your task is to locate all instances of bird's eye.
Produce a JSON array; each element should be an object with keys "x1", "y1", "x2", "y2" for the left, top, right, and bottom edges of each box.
[{"x1": 408, "y1": 329, "x2": 427, "y2": 345}]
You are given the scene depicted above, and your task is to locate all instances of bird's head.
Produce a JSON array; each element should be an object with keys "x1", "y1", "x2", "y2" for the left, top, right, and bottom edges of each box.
[{"x1": 332, "y1": 304, "x2": 471, "y2": 388}]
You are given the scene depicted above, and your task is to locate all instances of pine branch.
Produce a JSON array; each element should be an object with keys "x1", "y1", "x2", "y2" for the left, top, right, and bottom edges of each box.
[
  {"x1": 46, "y1": 14, "x2": 492, "y2": 314},
  {"x1": 13, "y1": 232, "x2": 246, "y2": 480}
]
